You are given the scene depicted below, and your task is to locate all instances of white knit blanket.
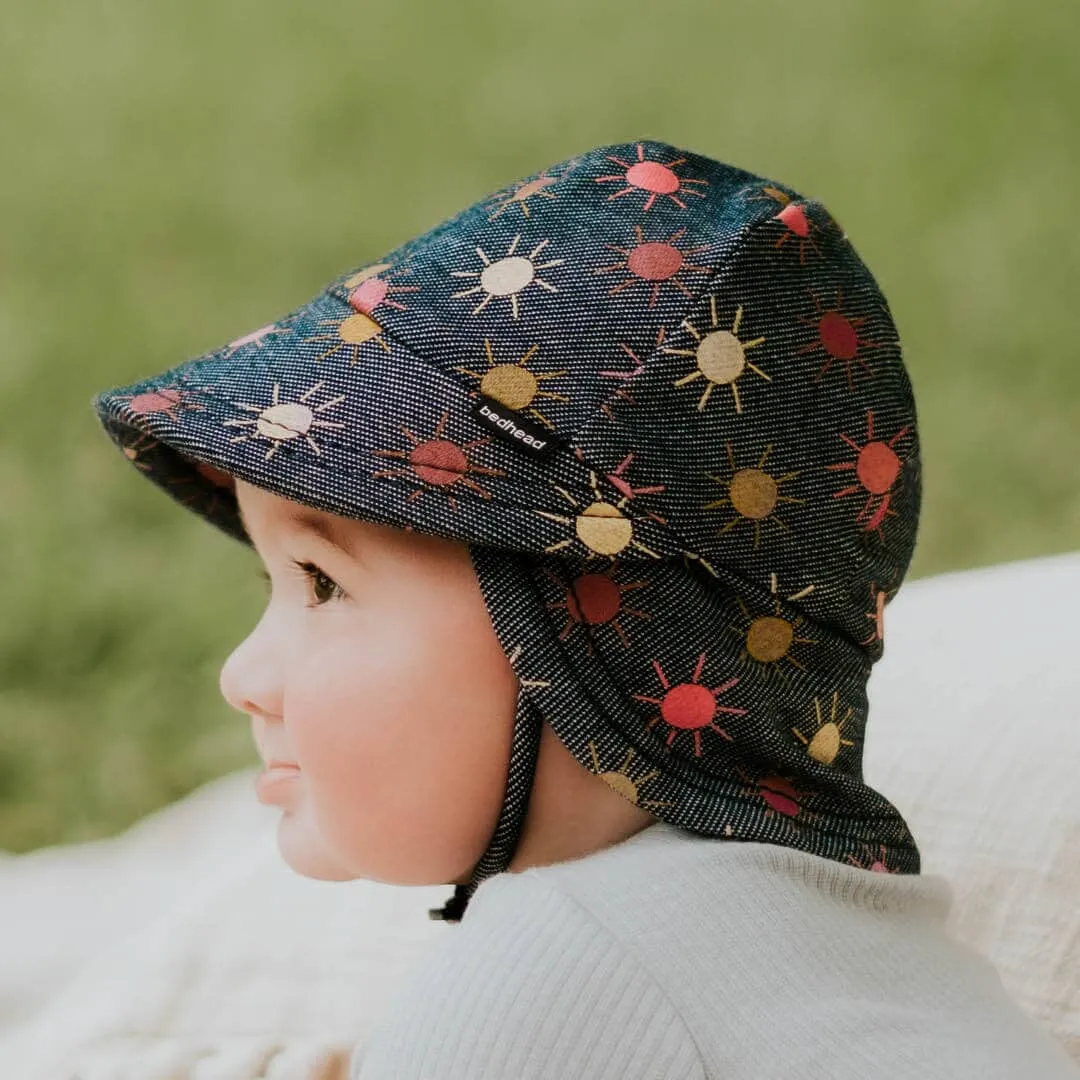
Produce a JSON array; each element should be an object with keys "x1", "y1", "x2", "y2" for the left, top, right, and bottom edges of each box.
[{"x1": 2, "y1": 551, "x2": 1078, "y2": 1078}]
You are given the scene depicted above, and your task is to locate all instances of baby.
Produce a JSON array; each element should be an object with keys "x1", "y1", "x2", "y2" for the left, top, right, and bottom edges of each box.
[{"x1": 93, "y1": 141, "x2": 1080, "y2": 1078}]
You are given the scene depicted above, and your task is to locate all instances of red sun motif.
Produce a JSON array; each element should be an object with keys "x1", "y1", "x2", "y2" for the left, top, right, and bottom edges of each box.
[
  {"x1": 544, "y1": 566, "x2": 651, "y2": 651},
  {"x1": 117, "y1": 386, "x2": 207, "y2": 421},
  {"x1": 756, "y1": 775, "x2": 803, "y2": 817},
  {"x1": 826, "y1": 409, "x2": 910, "y2": 535},
  {"x1": 371, "y1": 410, "x2": 506, "y2": 512},
  {"x1": 797, "y1": 289, "x2": 879, "y2": 390},
  {"x1": 596, "y1": 226, "x2": 710, "y2": 308},
  {"x1": 846, "y1": 844, "x2": 896, "y2": 873},
  {"x1": 632, "y1": 653, "x2": 747, "y2": 758},
  {"x1": 594, "y1": 143, "x2": 709, "y2": 211}
]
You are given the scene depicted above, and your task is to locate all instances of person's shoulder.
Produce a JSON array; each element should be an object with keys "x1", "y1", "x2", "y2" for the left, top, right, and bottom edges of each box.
[
  {"x1": 352, "y1": 866, "x2": 705, "y2": 1080},
  {"x1": 532, "y1": 819, "x2": 955, "y2": 935}
]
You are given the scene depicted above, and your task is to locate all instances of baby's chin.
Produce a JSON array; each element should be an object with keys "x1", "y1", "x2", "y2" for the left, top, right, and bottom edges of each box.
[{"x1": 274, "y1": 803, "x2": 362, "y2": 882}]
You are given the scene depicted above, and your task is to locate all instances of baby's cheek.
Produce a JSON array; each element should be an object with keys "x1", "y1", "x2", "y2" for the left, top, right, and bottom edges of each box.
[{"x1": 285, "y1": 627, "x2": 439, "y2": 805}]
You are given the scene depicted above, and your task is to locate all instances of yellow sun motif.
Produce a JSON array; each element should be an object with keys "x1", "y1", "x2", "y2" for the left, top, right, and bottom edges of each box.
[
  {"x1": 450, "y1": 233, "x2": 563, "y2": 319},
  {"x1": 304, "y1": 313, "x2": 391, "y2": 364},
  {"x1": 454, "y1": 339, "x2": 569, "y2": 429},
  {"x1": 224, "y1": 382, "x2": 347, "y2": 461},
  {"x1": 746, "y1": 185, "x2": 793, "y2": 208},
  {"x1": 371, "y1": 409, "x2": 506, "y2": 512},
  {"x1": 728, "y1": 572, "x2": 817, "y2": 672},
  {"x1": 486, "y1": 172, "x2": 562, "y2": 221},
  {"x1": 587, "y1": 742, "x2": 672, "y2": 811},
  {"x1": 703, "y1": 443, "x2": 807, "y2": 549},
  {"x1": 792, "y1": 690, "x2": 856, "y2": 766},
  {"x1": 535, "y1": 472, "x2": 661, "y2": 559},
  {"x1": 666, "y1": 297, "x2": 770, "y2": 413}
]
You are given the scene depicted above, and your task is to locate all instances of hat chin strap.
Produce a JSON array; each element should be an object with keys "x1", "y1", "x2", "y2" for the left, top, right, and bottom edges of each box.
[{"x1": 428, "y1": 687, "x2": 544, "y2": 922}]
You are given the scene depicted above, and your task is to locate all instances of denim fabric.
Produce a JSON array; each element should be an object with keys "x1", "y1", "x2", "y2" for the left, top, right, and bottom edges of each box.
[{"x1": 93, "y1": 141, "x2": 922, "y2": 922}]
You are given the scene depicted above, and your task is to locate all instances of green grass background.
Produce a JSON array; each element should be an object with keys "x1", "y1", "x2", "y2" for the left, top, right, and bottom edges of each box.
[{"x1": 2, "y1": 0, "x2": 1078, "y2": 853}]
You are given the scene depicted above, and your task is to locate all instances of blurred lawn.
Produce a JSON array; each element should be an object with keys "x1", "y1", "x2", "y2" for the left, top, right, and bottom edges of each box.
[{"x1": 1, "y1": 0, "x2": 1078, "y2": 853}]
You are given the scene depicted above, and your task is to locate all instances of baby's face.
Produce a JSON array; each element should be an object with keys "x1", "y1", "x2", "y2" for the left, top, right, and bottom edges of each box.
[{"x1": 219, "y1": 478, "x2": 520, "y2": 886}]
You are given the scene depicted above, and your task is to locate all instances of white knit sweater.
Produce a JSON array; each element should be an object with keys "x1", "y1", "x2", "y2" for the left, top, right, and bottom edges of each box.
[{"x1": 351, "y1": 820, "x2": 1080, "y2": 1079}]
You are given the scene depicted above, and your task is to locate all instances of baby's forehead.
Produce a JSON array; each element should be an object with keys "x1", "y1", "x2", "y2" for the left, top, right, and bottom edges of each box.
[{"x1": 229, "y1": 476, "x2": 400, "y2": 559}]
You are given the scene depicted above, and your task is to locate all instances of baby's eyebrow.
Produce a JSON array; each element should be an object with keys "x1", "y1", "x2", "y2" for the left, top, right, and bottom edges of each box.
[
  {"x1": 236, "y1": 499, "x2": 357, "y2": 560},
  {"x1": 285, "y1": 508, "x2": 357, "y2": 559}
]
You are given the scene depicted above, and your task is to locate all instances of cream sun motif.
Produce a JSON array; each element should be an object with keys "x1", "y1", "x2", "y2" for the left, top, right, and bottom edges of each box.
[
  {"x1": 792, "y1": 690, "x2": 857, "y2": 766},
  {"x1": 665, "y1": 296, "x2": 769, "y2": 413},
  {"x1": 450, "y1": 233, "x2": 563, "y2": 320},
  {"x1": 586, "y1": 742, "x2": 672, "y2": 811},
  {"x1": 535, "y1": 470, "x2": 662, "y2": 560},
  {"x1": 223, "y1": 381, "x2": 347, "y2": 461}
]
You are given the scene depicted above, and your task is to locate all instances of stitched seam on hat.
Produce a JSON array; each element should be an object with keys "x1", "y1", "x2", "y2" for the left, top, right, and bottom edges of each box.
[
  {"x1": 567, "y1": 207, "x2": 784, "y2": 454},
  {"x1": 317, "y1": 205, "x2": 783, "y2": 557},
  {"x1": 98, "y1": 405, "x2": 675, "y2": 555}
]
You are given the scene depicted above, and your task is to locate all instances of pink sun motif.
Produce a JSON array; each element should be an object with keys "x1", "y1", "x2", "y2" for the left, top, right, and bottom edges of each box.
[
  {"x1": 595, "y1": 143, "x2": 708, "y2": 211},
  {"x1": 116, "y1": 386, "x2": 207, "y2": 421},
  {"x1": 487, "y1": 171, "x2": 563, "y2": 221},
  {"x1": 595, "y1": 226, "x2": 710, "y2": 308},
  {"x1": 735, "y1": 769, "x2": 812, "y2": 823},
  {"x1": 342, "y1": 262, "x2": 420, "y2": 316},
  {"x1": 224, "y1": 323, "x2": 291, "y2": 356},
  {"x1": 846, "y1": 844, "x2": 896, "y2": 873},
  {"x1": 601, "y1": 452, "x2": 668, "y2": 526},
  {"x1": 596, "y1": 328, "x2": 667, "y2": 419},
  {"x1": 632, "y1": 652, "x2": 746, "y2": 758},
  {"x1": 746, "y1": 186, "x2": 823, "y2": 263},
  {"x1": 859, "y1": 579, "x2": 898, "y2": 647}
]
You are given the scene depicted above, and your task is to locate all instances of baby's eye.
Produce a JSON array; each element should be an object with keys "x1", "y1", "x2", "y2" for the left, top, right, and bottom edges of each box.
[
  {"x1": 255, "y1": 562, "x2": 346, "y2": 606},
  {"x1": 291, "y1": 561, "x2": 345, "y2": 604},
  {"x1": 296, "y1": 560, "x2": 344, "y2": 607}
]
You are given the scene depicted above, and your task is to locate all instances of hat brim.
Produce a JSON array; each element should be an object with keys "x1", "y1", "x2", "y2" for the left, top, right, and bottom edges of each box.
[{"x1": 92, "y1": 285, "x2": 680, "y2": 562}]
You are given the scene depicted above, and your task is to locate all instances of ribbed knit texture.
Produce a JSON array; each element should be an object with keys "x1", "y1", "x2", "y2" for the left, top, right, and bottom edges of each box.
[{"x1": 351, "y1": 822, "x2": 1080, "y2": 1079}]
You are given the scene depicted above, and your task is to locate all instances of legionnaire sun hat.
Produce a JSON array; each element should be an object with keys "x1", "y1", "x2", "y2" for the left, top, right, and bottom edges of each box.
[{"x1": 93, "y1": 140, "x2": 924, "y2": 923}]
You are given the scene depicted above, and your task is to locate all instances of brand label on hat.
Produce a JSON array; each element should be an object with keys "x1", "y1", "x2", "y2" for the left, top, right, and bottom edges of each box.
[{"x1": 470, "y1": 395, "x2": 564, "y2": 458}]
